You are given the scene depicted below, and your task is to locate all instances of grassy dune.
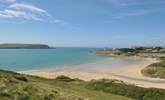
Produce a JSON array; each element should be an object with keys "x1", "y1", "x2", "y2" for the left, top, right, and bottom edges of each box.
[
  {"x1": 0, "y1": 70, "x2": 132, "y2": 100},
  {"x1": 142, "y1": 57, "x2": 165, "y2": 79},
  {"x1": 1, "y1": 70, "x2": 165, "y2": 100}
]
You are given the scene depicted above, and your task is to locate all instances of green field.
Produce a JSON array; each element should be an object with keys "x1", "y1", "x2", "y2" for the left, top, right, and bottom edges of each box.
[{"x1": 0, "y1": 70, "x2": 165, "y2": 100}]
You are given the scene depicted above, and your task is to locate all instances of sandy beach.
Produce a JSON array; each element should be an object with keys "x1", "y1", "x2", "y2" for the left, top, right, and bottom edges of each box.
[{"x1": 21, "y1": 56, "x2": 165, "y2": 89}]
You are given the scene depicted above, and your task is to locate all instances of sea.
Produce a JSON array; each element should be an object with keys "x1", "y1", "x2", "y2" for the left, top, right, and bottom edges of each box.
[{"x1": 0, "y1": 48, "x2": 106, "y2": 71}]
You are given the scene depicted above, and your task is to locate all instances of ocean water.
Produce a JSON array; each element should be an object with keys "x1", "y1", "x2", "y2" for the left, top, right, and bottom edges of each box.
[{"x1": 0, "y1": 48, "x2": 106, "y2": 71}]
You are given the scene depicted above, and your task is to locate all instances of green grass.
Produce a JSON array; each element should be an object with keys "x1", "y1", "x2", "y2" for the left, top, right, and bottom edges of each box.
[
  {"x1": 0, "y1": 70, "x2": 165, "y2": 100},
  {"x1": 0, "y1": 70, "x2": 132, "y2": 100},
  {"x1": 86, "y1": 79, "x2": 165, "y2": 100},
  {"x1": 142, "y1": 57, "x2": 165, "y2": 79}
]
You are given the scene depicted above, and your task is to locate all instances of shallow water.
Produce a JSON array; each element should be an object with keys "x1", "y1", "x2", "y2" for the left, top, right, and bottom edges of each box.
[{"x1": 0, "y1": 48, "x2": 105, "y2": 71}]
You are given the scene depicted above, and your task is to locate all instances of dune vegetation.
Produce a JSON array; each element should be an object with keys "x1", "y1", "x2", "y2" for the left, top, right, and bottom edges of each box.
[
  {"x1": 142, "y1": 57, "x2": 165, "y2": 79},
  {"x1": 0, "y1": 70, "x2": 165, "y2": 100}
]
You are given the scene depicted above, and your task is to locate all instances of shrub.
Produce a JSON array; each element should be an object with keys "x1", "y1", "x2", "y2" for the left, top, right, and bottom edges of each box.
[
  {"x1": 14, "y1": 75, "x2": 28, "y2": 82},
  {"x1": 56, "y1": 75, "x2": 79, "y2": 82}
]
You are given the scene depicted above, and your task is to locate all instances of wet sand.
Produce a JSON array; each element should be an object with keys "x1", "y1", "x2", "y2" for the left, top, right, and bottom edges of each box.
[{"x1": 20, "y1": 56, "x2": 165, "y2": 89}]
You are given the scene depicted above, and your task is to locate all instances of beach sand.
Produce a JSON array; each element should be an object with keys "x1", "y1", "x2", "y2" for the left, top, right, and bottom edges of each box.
[{"x1": 20, "y1": 57, "x2": 165, "y2": 89}]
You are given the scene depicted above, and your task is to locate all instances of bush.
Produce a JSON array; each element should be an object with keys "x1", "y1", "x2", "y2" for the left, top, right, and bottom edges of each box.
[
  {"x1": 56, "y1": 75, "x2": 79, "y2": 82},
  {"x1": 14, "y1": 75, "x2": 28, "y2": 82}
]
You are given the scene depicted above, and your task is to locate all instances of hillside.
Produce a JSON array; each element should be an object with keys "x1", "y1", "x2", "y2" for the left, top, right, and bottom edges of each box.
[
  {"x1": 0, "y1": 70, "x2": 165, "y2": 100},
  {"x1": 0, "y1": 44, "x2": 51, "y2": 49}
]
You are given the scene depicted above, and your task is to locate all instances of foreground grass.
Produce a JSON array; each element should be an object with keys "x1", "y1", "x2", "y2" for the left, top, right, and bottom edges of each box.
[
  {"x1": 87, "y1": 79, "x2": 165, "y2": 100},
  {"x1": 142, "y1": 57, "x2": 165, "y2": 79},
  {"x1": 0, "y1": 70, "x2": 133, "y2": 100},
  {"x1": 0, "y1": 70, "x2": 165, "y2": 100}
]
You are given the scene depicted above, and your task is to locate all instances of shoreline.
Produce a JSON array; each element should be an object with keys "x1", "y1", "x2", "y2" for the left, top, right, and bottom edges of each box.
[{"x1": 20, "y1": 56, "x2": 165, "y2": 89}]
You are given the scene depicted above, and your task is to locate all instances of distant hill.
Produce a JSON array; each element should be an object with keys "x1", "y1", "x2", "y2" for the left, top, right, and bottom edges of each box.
[{"x1": 0, "y1": 43, "x2": 51, "y2": 49}]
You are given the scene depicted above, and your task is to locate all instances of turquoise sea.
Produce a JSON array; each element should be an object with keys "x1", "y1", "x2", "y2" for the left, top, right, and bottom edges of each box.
[{"x1": 0, "y1": 48, "x2": 106, "y2": 71}]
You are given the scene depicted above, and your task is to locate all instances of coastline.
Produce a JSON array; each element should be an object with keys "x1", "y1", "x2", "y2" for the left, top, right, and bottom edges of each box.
[{"x1": 20, "y1": 56, "x2": 165, "y2": 89}]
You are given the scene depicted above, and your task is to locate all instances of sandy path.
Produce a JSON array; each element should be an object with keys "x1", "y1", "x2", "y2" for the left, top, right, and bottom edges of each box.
[{"x1": 20, "y1": 57, "x2": 165, "y2": 89}]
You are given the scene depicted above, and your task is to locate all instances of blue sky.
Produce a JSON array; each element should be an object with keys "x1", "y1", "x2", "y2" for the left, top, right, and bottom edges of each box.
[{"x1": 0, "y1": 0, "x2": 165, "y2": 47}]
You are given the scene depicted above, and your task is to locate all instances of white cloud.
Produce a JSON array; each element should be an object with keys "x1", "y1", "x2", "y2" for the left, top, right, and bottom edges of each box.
[
  {"x1": 114, "y1": 8, "x2": 165, "y2": 19},
  {"x1": 8, "y1": 3, "x2": 47, "y2": 14},
  {"x1": 6, "y1": 3, "x2": 53, "y2": 21},
  {"x1": 0, "y1": 9, "x2": 26, "y2": 18},
  {"x1": 115, "y1": 11, "x2": 150, "y2": 19},
  {"x1": 0, "y1": 1, "x2": 62, "y2": 23},
  {"x1": 0, "y1": 9, "x2": 45, "y2": 21}
]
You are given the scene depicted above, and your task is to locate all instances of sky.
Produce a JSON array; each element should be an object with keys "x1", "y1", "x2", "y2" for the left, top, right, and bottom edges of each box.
[{"x1": 0, "y1": 0, "x2": 165, "y2": 48}]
